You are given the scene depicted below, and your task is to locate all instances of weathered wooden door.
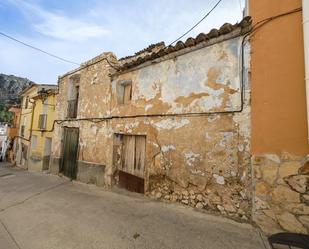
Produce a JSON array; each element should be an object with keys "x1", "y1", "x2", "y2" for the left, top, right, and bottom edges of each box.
[
  {"x1": 61, "y1": 127, "x2": 79, "y2": 180},
  {"x1": 114, "y1": 135, "x2": 146, "y2": 193},
  {"x1": 43, "y1": 137, "x2": 52, "y2": 170}
]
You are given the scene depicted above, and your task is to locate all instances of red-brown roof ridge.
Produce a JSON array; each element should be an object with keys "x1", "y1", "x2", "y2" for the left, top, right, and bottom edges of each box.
[{"x1": 118, "y1": 16, "x2": 252, "y2": 72}]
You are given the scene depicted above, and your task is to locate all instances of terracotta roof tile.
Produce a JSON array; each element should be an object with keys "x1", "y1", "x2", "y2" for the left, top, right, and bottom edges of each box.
[{"x1": 118, "y1": 16, "x2": 252, "y2": 72}]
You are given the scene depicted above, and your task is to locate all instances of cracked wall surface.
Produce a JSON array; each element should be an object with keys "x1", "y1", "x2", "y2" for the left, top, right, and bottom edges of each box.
[{"x1": 51, "y1": 35, "x2": 251, "y2": 220}]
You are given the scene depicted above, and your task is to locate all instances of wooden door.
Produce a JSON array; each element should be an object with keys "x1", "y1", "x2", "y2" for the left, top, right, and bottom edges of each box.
[
  {"x1": 61, "y1": 128, "x2": 79, "y2": 180},
  {"x1": 116, "y1": 135, "x2": 146, "y2": 193},
  {"x1": 43, "y1": 137, "x2": 52, "y2": 170}
]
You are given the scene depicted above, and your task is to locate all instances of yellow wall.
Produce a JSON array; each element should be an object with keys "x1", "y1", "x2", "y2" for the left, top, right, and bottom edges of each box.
[
  {"x1": 20, "y1": 87, "x2": 38, "y2": 141},
  {"x1": 29, "y1": 93, "x2": 56, "y2": 171}
]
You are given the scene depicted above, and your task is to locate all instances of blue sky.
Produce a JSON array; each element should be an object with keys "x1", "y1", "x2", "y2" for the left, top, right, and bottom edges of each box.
[{"x1": 0, "y1": 0, "x2": 244, "y2": 83}]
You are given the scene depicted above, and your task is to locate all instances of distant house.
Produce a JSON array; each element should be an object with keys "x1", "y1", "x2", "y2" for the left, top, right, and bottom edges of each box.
[
  {"x1": 0, "y1": 123, "x2": 8, "y2": 161},
  {"x1": 15, "y1": 84, "x2": 57, "y2": 169},
  {"x1": 27, "y1": 88, "x2": 57, "y2": 172},
  {"x1": 6, "y1": 106, "x2": 21, "y2": 162}
]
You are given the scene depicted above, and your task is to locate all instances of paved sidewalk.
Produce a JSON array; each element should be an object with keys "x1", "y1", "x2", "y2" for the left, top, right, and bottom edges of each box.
[{"x1": 0, "y1": 163, "x2": 268, "y2": 249}]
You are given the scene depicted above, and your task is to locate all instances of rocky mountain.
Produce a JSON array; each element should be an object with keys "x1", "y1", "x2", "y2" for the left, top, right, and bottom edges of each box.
[
  {"x1": 0, "y1": 74, "x2": 33, "y2": 103},
  {"x1": 0, "y1": 73, "x2": 34, "y2": 122}
]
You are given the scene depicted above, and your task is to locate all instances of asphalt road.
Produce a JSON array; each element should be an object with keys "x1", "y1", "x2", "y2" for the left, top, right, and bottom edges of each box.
[{"x1": 0, "y1": 162, "x2": 268, "y2": 249}]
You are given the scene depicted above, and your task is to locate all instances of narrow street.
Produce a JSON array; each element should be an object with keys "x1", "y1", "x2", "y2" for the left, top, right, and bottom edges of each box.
[{"x1": 0, "y1": 162, "x2": 267, "y2": 249}]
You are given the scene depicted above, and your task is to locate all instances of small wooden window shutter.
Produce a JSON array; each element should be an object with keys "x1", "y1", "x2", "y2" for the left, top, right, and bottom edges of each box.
[
  {"x1": 123, "y1": 84, "x2": 132, "y2": 104},
  {"x1": 38, "y1": 114, "x2": 47, "y2": 129}
]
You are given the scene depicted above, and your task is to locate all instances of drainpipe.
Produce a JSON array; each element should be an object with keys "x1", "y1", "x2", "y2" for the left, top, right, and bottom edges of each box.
[
  {"x1": 303, "y1": 0, "x2": 309, "y2": 143},
  {"x1": 26, "y1": 100, "x2": 36, "y2": 169}
]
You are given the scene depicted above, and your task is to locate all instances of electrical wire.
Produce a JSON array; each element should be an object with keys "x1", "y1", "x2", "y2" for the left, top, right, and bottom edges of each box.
[
  {"x1": 0, "y1": 31, "x2": 80, "y2": 66},
  {"x1": 168, "y1": 0, "x2": 223, "y2": 46},
  {"x1": 20, "y1": 6, "x2": 303, "y2": 134},
  {"x1": 238, "y1": 0, "x2": 243, "y2": 17}
]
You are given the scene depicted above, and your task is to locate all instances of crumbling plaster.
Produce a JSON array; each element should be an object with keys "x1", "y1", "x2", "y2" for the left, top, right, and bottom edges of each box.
[
  {"x1": 111, "y1": 38, "x2": 242, "y2": 116},
  {"x1": 51, "y1": 35, "x2": 251, "y2": 220}
]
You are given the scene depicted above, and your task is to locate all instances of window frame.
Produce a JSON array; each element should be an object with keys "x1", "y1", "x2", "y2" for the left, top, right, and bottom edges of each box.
[
  {"x1": 38, "y1": 114, "x2": 47, "y2": 130},
  {"x1": 117, "y1": 80, "x2": 132, "y2": 105}
]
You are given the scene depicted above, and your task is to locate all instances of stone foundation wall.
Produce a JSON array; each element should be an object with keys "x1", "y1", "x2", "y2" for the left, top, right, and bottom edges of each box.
[
  {"x1": 28, "y1": 154, "x2": 43, "y2": 172},
  {"x1": 252, "y1": 153, "x2": 309, "y2": 234},
  {"x1": 51, "y1": 33, "x2": 253, "y2": 222},
  {"x1": 108, "y1": 106, "x2": 251, "y2": 221},
  {"x1": 77, "y1": 161, "x2": 105, "y2": 186},
  {"x1": 49, "y1": 156, "x2": 61, "y2": 175},
  {"x1": 148, "y1": 175, "x2": 250, "y2": 221}
]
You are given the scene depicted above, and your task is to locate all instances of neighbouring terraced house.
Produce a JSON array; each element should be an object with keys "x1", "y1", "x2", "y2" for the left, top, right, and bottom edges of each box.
[
  {"x1": 15, "y1": 84, "x2": 57, "y2": 169},
  {"x1": 51, "y1": 17, "x2": 253, "y2": 222},
  {"x1": 47, "y1": 0, "x2": 308, "y2": 235},
  {"x1": 6, "y1": 105, "x2": 21, "y2": 162}
]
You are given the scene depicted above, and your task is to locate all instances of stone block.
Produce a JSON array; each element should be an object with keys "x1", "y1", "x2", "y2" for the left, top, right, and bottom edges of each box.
[
  {"x1": 271, "y1": 185, "x2": 300, "y2": 204},
  {"x1": 49, "y1": 156, "x2": 61, "y2": 175},
  {"x1": 284, "y1": 174, "x2": 309, "y2": 194},
  {"x1": 196, "y1": 194, "x2": 203, "y2": 202},
  {"x1": 278, "y1": 161, "x2": 302, "y2": 182},
  {"x1": 253, "y1": 212, "x2": 283, "y2": 235},
  {"x1": 254, "y1": 197, "x2": 269, "y2": 210},
  {"x1": 255, "y1": 181, "x2": 269, "y2": 196},
  {"x1": 223, "y1": 203, "x2": 236, "y2": 213},
  {"x1": 285, "y1": 203, "x2": 309, "y2": 215},
  {"x1": 254, "y1": 166, "x2": 262, "y2": 179},
  {"x1": 195, "y1": 202, "x2": 203, "y2": 209},
  {"x1": 302, "y1": 195, "x2": 309, "y2": 205},
  {"x1": 299, "y1": 161, "x2": 309, "y2": 174},
  {"x1": 260, "y1": 164, "x2": 279, "y2": 185},
  {"x1": 299, "y1": 216, "x2": 309, "y2": 231},
  {"x1": 76, "y1": 161, "x2": 105, "y2": 186},
  {"x1": 262, "y1": 209, "x2": 276, "y2": 220},
  {"x1": 277, "y1": 212, "x2": 307, "y2": 234}
]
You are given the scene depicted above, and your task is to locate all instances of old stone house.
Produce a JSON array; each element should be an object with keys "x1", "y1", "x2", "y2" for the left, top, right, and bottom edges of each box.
[
  {"x1": 51, "y1": 17, "x2": 252, "y2": 220},
  {"x1": 16, "y1": 84, "x2": 57, "y2": 169},
  {"x1": 50, "y1": 0, "x2": 309, "y2": 235}
]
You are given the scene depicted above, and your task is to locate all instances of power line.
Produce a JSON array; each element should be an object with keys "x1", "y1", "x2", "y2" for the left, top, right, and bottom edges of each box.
[
  {"x1": 238, "y1": 0, "x2": 243, "y2": 16},
  {"x1": 168, "y1": 0, "x2": 224, "y2": 46},
  {"x1": 0, "y1": 31, "x2": 80, "y2": 66}
]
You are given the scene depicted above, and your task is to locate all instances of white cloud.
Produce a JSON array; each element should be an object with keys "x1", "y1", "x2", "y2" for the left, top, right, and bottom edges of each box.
[
  {"x1": 8, "y1": 0, "x2": 108, "y2": 41},
  {"x1": 34, "y1": 14, "x2": 108, "y2": 42},
  {"x1": 0, "y1": 0, "x2": 245, "y2": 83}
]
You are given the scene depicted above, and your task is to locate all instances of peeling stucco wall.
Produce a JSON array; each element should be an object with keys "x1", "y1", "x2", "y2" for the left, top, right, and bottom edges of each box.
[
  {"x1": 111, "y1": 38, "x2": 243, "y2": 116},
  {"x1": 51, "y1": 35, "x2": 251, "y2": 220}
]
